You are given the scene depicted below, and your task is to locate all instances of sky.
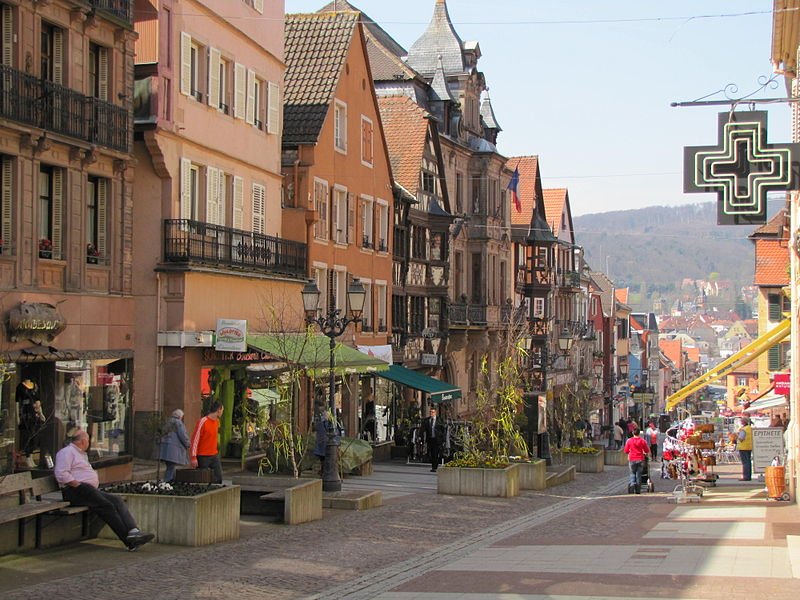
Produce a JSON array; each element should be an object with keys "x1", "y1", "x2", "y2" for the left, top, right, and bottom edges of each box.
[{"x1": 285, "y1": 0, "x2": 790, "y2": 216}]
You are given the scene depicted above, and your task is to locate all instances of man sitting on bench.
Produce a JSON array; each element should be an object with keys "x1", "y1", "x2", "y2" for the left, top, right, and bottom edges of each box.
[{"x1": 54, "y1": 429, "x2": 154, "y2": 551}]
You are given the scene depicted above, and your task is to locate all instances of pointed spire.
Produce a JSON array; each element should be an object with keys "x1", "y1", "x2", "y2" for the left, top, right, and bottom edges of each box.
[
  {"x1": 430, "y1": 55, "x2": 455, "y2": 102},
  {"x1": 406, "y1": 0, "x2": 465, "y2": 78}
]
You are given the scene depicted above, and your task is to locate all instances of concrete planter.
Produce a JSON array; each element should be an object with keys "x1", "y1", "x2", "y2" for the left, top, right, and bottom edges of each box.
[
  {"x1": 514, "y1": 460, "x2": 546, "y2": 490},
  {"x1": 604, "y1": 449, "x2": 628, "y2": 466},
  {"x1": 102, "y1": 485, "x2": 240, "y2": 546},
  {"x1": 437, "y1": 464, "x2": 519, "y2": 497},
  {"x1": 561, "y1": 451, "x2": 604, "y2": 473}
]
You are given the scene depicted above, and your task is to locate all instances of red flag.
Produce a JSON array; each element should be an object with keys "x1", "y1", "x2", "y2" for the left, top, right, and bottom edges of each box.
[{"x1": 508, "y1": 167, "x2": 521, "y2": 213}]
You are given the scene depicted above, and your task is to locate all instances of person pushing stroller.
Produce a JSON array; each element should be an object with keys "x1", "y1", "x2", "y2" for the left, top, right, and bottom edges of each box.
[{"x1": 624, "y1": 427, "x2": 651, "y2": 494}]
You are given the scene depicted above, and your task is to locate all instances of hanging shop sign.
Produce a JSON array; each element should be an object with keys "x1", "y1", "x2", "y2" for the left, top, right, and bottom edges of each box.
[
  {"x1": 5, "y1": 302, "x2": 67, "y2": 344},
  {"x1": 215, "y1": 319, "x2": 247, "y2": 352},
  {"x1": 684, "y1": 111, "x2": 800, "y2": 225}
]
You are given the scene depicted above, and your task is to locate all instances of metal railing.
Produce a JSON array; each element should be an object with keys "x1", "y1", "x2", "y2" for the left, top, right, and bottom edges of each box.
[
  {"x1": 1, "y1": 66, "x2": 130, "y2": 152},
  {"x1": 163, "y1": 219, "x2": 306, "y2": 278},
  {"x1": 449, "y1": 301, "x2": 487, "y2": 325},
  {"x1": 90, "y1": 0, "x2": 133, "y2": 24}
]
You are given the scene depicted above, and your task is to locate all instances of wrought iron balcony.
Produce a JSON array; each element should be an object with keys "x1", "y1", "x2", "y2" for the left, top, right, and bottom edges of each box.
[
  {"x1": 90, "y1": 1, "x2": 133, "y2": 25},
  {"x1": 1, "y1": 66, "x2": 130, "y2": 152},
  {"x1": 449, "y1": 300, "x2": 487, "y2": 326},
  {"x1": 163, "y1": 219, "x2": 306, "y2": 278}
]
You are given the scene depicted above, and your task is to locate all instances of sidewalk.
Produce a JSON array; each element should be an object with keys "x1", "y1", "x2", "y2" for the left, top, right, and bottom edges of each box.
[{"x1": 0, "y1": 460, "x2": 797, "y2": 599}]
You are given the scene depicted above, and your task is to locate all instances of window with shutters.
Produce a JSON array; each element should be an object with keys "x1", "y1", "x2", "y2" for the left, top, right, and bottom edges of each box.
[
  {"x1": 313, "y1": 179, "x2": 329, "y2": 241},
  {"x1": 410, "y1": 296, "x2": 425, "y2": 334},
  {"x1": 333, "y1": 268, "x2": 346, "y2": 313},
  {"x1": 180, "y1": 158, "x2": 200, "y2": 221},
  {"x1": 267, "y1": 81, "x2": 280, "y2": 135},
  {"x1": 2, "y1": 3, "x2": 14, "y2": 68},
  {"x1": 232, "y1": 176, "x2": 244, "y2": 230},
  {"x1": 180, "y1": 33, "x2": 204, "y2": 101},
  {"x1": 252, "y1": 183, "x2": 266, "y2": 234},
  {"x1": 313, "y1": 265, "x2": 328, "y2": 314},
  {"x1": 361, "y1": 116, "x2": 373, "y2": 166},
  {"x1": 392, "y1": 294, "x2": 406, "y2": 333},
  {"x1": 376, "y1": 283, "x2": 387, "y2": 332},
  {"x1": 205, "y1": 167, "x2": 226, "y2": 225},
  {"x1": 332, "y1": 186, "x2": 347, "y2": 244},
  {"x1": 38, "y1": 165, "x2": 63, "y2": 260},
  {"x1": 1, "y1": 154, "x2": 12, "y2": 255},
  {"x1": 88, "y1": 43, "x2": 109, "y2": 101},
  {"x1": 360, "y1": 196, "x2": 373, "y2": 248},
  {"x1": 246, "y1": 70, "x2": 264, "y2": 128},
  {"x1": 376, "y1": 201, "x2": 389, "y2": 252},
  {"x1": 233, "y1": 62, "x2": 246, "y2": 119},
  {"x1": 361, "y1": 280, "x2": 373, "y2": 331},
  {"x1": 87, "y1": 176, "x2": 108, "y2": 264},
  {"x1": 41, "y1": 22, "x2": 64, "y2": 84},
  {"x1": 455, "y1": 172, "x2": 464, "y2": 214},
  {"x1": 334, "y1": 100, "x2": 347, "y2": 153},
  {"x1": 768, "y1": 293, "x2": 782, "y2": 321}
]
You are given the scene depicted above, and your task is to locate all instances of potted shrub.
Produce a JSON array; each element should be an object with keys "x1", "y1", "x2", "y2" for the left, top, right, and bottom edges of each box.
[
  {"x1": 559, "y1": 446, "x2": 604, "y2": 473},
  {"x1": 38, "y1": 238, "x2": 52, "y2": 259},
  {"x1": 86, "y1": 243, "x2": 101, "y2": 264}
]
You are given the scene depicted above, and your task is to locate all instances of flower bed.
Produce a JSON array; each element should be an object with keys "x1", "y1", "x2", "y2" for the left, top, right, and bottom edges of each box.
[{"x1": 100, "y1": 482, "x2": 240, "y2": 546}]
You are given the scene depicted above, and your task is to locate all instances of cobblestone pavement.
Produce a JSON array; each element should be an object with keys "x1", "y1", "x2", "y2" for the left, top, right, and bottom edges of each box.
[{"x1": 1, "y1": 463, "x2": 798, "y2": 600}]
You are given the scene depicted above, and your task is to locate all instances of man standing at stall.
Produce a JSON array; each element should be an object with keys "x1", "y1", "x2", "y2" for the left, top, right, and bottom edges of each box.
[{"x1": 736, "y1": 416, "x2": 753, "y2": 481}]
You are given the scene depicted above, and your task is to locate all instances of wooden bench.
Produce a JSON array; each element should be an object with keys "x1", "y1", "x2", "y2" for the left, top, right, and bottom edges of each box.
[
  {"x1": 30, "y1": 475, "x2": 92, "y2": 544},
  {"x1": 0, "y1": 472, "x2": 71, "y2": 552},
  {"x1": 232, "y1": 476, "x2": 322, "y2": 525}
]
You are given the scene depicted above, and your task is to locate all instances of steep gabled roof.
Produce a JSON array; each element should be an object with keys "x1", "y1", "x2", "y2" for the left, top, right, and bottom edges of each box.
[
  {"x1": 543, "y1": 188, "x2": 572, "y2": 240},
  {"x1": 480, "y1": 93, "x2": 501, "y2": 130},
  {"x1": 377, "y1": 96, "x2": 431, "y2": 195},
  {"x1": 506, "y1": 156, "x2": 539, "y2": 226},
  {"x1": 283, "y1": 12, "x2": 359, "y2": 145},
  {"x1": 406, "y1": 0, "x2": 465, "y2": 77},
  {"x1": 317, "y1": 0, "x2": 407, "y2": 57}
]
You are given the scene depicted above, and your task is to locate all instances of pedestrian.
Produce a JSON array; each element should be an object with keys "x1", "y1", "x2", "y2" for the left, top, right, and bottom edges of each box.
[
  {"x1": 645, "y1": 421, "x2": 659, "y2": 461},
  {"x1": 626, "y1": 418, "x2": 637, "y2": 439},
  {"x1": 623, "y1": 426, "x2": 650, "y2": 494},
  {"x1": 159, "y1": 408, "x2": 190, "y2": 482},
  {"x1": 20, "y1": 398, "x2": 46, "y2": 466},
  {"x1": 423, "y1": 406, "x2": 445, "y2": 472},
  {"x1": 54, "y1": 429, "x2": 154, "y2": 551},
  {"x1": 736, "y1": 416, "x2": 753, "y2": 481},
  {"x1": 613, "y1": 422, "x2": 624, "y2": 450},
  {"x1": 190, "y1": 401, "x2": 224, "y2": 484},
  {"x1": 312, "y1": 398, "x2": 330, "y2": 475}
]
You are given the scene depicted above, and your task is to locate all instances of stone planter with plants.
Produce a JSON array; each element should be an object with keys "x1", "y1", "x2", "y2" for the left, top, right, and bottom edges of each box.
[
  {"x1": 558, "y1": 446, "x2": 604, "y2": 473},
  {"x1": 101, "y1": 481, "x2": 241, "y2": 546}
]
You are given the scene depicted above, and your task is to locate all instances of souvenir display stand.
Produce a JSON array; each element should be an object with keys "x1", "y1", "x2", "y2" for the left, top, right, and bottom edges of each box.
[{"x1": 662, "y1": 418, "x2": 716, "y2": 503}]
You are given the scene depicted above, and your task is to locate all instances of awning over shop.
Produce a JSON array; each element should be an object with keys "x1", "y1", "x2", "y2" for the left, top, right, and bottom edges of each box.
[
  {"x1": 376, "y1": 364, "x2": 462, "y2": 403},
  {"x1": 744, "y1": 393, "x2": 788, "y2": 413},
  {"x1": 246, "y1": 333, "x2": 388, "y2": 376},
  {"x1": 666, "y1": 319, "x2": 790, "y2": 411}
]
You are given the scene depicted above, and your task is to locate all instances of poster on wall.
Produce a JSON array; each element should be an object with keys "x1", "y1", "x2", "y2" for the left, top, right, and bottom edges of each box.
[
  {"x1": 215, "y1": 319, "x2": 247, "y2": 352},
  {"x1": 752, "y1": 427, "x2": 786, "y2": 473}
]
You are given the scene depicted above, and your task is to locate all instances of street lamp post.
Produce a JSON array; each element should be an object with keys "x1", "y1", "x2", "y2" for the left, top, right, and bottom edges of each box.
[{"x1": 301, "y1": 278, "x2": 366, "y2": 492}]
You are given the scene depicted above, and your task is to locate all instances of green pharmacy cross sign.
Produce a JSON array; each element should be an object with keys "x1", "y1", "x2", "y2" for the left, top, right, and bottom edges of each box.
[{"x1": 684, "y1": 111, "x2": 800, "y2": 225}]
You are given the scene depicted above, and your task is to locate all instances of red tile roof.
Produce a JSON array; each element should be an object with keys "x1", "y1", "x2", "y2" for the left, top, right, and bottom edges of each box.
[
  {"x1": 543, "y1": 188, "x2": 568, "y2": 236},
  {"x1": 377, "y1": 96, "x2": 430, "y2": 195},
  {"x1": 615, "y1": 288, "x2": 628, "y2": 304},
  {"x1": 754, "y1": 238, "x2": 789, "y2": 286},
  {"x1": 660, "y1": 339, "x2": 683, "y2": 368},
  {"x1": 506, "y1": 156, "x2": 539, "y2": 226}
]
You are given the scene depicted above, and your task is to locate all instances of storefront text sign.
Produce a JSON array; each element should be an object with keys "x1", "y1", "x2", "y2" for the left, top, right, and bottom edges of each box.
[
  {"x1": 752, "y1": 427, "x2": 786, "y2": 473},
  {"x1": 684, "y1": 111, "x2": 800, "y2": 225},
  {"x1": 5, "y1": 302, "x2": 66, "y2": 344},
  {"x1": 774, "y1": 372, "x2": 790, "y2": 395},
  {"x1": 215, "y1": 319, "x2": 247, "y2": 352}
]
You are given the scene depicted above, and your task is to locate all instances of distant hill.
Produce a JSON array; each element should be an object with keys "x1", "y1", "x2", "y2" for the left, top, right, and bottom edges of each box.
[{"x1": 573, "y1": 200, "x2": 781, "y2": 312}]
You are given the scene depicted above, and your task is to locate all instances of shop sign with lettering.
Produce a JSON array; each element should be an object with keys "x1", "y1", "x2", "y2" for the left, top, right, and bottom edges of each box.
[
  {"x1": 5, "y1": 302, "x2": 67, "y2": 344},
  {"x1": 202, "y1": 348, "x2": 275, "y2": 364},
  {"x1": 215, "y1": 319, "x2": 247, "y2": 352}
]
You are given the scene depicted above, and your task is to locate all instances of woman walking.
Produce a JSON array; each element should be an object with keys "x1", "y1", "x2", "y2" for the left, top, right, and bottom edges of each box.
[{"x1": 159, "y1": 409, "x2": 190, "y2": 482}]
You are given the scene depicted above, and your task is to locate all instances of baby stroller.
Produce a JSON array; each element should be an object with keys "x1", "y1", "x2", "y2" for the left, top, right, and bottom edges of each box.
[{"x1": 628, "y1": 454, "x2": 656, "y2": 494}]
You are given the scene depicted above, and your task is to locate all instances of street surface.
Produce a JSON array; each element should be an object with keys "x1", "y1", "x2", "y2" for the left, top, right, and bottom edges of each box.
[{"x1": 1, "y1": 461, "x2": 798, "y2": 599}]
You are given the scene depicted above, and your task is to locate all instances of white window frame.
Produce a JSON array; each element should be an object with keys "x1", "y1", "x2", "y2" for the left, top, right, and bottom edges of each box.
[
  {"x1": 180, "y1": 158, "x2": 200, "y2": 220},
  {"x1": 332, "y1": 185, "x2": 347, "y2": 245},
  {"x1": 334, "y1": 266, "x2": 347, "y2": 313},
  {"x1": 360, "y1": 278, "x2": 373, "y2": 331},
  {"x1": 334, "y1": 99, "x2": 347, "y2": 153},
  {"x1": 376, "y1": 281, "x2": 387, "y2": 332},
  {"x1": 376, "y1": 199, "x2": 389, "y2": 252},
  {"x1": 313, "y1": 262, "x2": 328, "y2": 314},
  {"x1": 360, "y1": 115, "x2": 373, "y2": 167},
  {"x1": 360, "y1": 195, "x2": 373, "y2": 249},
  {"x1": 313, "y1": 178, "x2": 329, "y2": 241}
]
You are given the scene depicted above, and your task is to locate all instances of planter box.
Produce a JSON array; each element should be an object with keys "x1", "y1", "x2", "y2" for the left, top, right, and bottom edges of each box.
[
  {"x1": 437, "y1": 464, "x2": 519, "y2": 497},
  {"x1": 101, "y1": 485, "x2": 240, "y2": 546},
  {"x1": 561, "y1": 451, "x2": 604, "y2": 473},
  {"x1": 515, "y1": 460, "x2": 546, "y2": 490},
  {"x1": 605, "y1": 449, "x2": 628, "y2": 466}
]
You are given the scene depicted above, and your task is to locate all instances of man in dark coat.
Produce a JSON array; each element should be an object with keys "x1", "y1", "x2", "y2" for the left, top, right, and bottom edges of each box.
[{"x1": 422, "y1": 406, "x2": 445, "y2": 472}]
